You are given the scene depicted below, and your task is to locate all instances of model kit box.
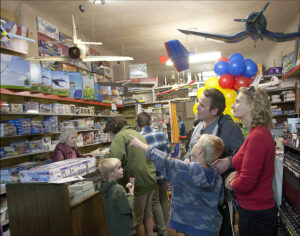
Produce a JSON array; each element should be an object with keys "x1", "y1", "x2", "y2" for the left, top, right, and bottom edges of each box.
[
  {"x1": 82, "y1": 71, "x2": 96, "y2": 100},
  {"x1": 9, "y1": 104, "x2": 23, "y2": 113},
  {"x1": 68, "y1": 72, "x2": 83, "y2": 99},
  {"x1": 36, "y1": 16, "x2": 59, "y2": 40},
  {"x1": 39, "y1": 103, "x2": 52, "y2": 113},
  {"x1": 41, "y1": 66, "x2": 52, "y2": 94},
  {"x1": 30, "y1": 63, "x2": 43, "y2": 92},
  {"x1": 20, "y1": 158, "x2": 96, "y2": 183},
  {"x1": 0, "y1": 54, "x2": 31, "y2": 89},
  {"x1": 51, "y1": 71, "x2": 70, "y2": 96}
]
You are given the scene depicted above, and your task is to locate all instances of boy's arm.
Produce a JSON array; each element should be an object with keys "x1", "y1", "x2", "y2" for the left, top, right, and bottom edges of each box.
[{"x1": 114, "y1": 185, "x2": 134, "y2": 214}]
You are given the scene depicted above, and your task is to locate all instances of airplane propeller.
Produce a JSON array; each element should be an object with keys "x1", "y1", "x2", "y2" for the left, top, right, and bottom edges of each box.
[{"x1": 178, "y1": 2, "x2": 300, "y2": 43}]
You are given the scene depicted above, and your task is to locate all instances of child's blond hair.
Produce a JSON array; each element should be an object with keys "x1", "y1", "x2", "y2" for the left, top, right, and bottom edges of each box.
[
  {"x1": 197, "y1": 134, "x2": 224, "y2": 165},
  {"x1": 98, "y1": 158, "x2": 121, "y2": 181}
]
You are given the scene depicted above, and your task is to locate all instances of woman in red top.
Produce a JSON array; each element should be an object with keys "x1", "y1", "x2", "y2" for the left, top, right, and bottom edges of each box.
[{"x1": 225, "y1": 86, "x2": 277, "y2": 236}]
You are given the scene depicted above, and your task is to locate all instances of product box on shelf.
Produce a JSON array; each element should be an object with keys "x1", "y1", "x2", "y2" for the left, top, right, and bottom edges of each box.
[
  {"x1": 30, "y1": 63, "x2": 43, "y2": 92},
  {"x1": 29, "y1": 140, "x2": 44, "y2": 152},
  {"x1": 19, "y1": 157, "x2": 96, "y2": 182},
  {"x1": 42, "y1": 137, "x2": 51, "y2": 151},
  {"x1": 51, "y1": 70, "x2": 70, "y2": 96},
  {"x1": 41, "y1": 66, "x2": 52, "y2": 94},
  {"x1": 267, "y1": 67, "x2": 282, "y2": 75},
  {"x1": 0, "y1": 101, "x2": 10, "y2": 113},
  {"x1": 69, "y1": 71, "x2": 83, "y2": 99},
  {"x1": 77, "y1": 133, "x2": 83, "y2": 146},
  {"x1": 39, "y1": 104, "x2": 52, "y2": 113},
  {"x1": 83, "y1": 131, "x2": 94, "y2": 145},
  {"x1": 9, "y1": 104, "x2": 23, "y2": 113},
  {"x1": 0, "y1": 123, "x2": 17, "y2": 137},
  {"x1": 0, "y1": 161, "x2": 37, "y2": 183},
  {"x1": 24, "y1": 102, "x2": 39, "y2": 113}
]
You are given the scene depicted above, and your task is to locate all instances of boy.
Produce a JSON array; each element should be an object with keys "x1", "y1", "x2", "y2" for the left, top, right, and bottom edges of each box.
[
  {"x1": 98, "y1": 158, "x2": 135, "y2": 236},
  {"x1": 130, "y1": 134, "x2": 224, "y2": 236}
]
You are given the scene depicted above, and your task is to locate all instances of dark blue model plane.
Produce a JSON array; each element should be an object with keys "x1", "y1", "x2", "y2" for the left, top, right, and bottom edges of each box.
[{"x1": 178, "y1": 2, "x2": 300, "y2": 43}]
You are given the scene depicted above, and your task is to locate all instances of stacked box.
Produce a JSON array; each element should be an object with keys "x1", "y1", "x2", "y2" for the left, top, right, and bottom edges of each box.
[
  {"x1": 24, "y1": 102, "x2": 39, "y2": 113},
  {"x1": 9, "y1": 104, "x2": 23, "y2": 113},
  {"x1": 20, "y1": 158, "x2": 96, "y2": 183},
  {"x1": 0, "y1": 123, "x2": 17, "y2": 137},
  {"x1": 7, "y1": 119, "x2": 31, "y2": 135},
  {"x1": 31, "y1": 120, "x2": 44, "y2": 134},
  {"x1": 30, "y1": 140, "x2": 43, "y2": 152},
  {"x1": 43, "y1": 116, "x2": 58, "y2": 133},
  {"x1": 0, "y1": 162, "x2": 37, "y2": 183},
  {"x1": 11, "y1": 140, "x2": 30, "y2": 154},
  {"x1": 39, "y1": 104, "x2": 52, "y2": 113}
]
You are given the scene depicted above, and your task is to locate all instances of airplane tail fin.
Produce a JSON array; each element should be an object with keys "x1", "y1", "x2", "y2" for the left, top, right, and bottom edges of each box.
[
  {"x1": 72, "y1": 15, "x2": 78, "y2": 43},
  {"x1": 164, "y1": 40, "x2": 189, "y2": 72},
  {"x1": 158, "y1": 55, "x2": 169, "y2": 64}
]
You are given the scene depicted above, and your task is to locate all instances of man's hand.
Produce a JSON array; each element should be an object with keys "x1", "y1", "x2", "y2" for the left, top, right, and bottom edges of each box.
[
  {"x1": 211, "y1": 158, "x2": 231, "y2": 174},
  {"x1": 129, "y1": 135, "x2": 148, "y2": 152}
]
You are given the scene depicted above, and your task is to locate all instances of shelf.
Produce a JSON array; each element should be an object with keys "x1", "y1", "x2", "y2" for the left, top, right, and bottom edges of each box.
[
  {"x1": 261, "y1": 74, "x2": 282, "y2": 78},
  {"x1": 282, "y1": 64, "x2": 300, "y2": 80},
  {"x1": 265, "y1": 86, "x2": 295, "y2": 93},
  {"x1": 0, "y1": 88, "x2": 124, "y2": 108},
  {"x1": 284, "y1": 143, "x2": 300, "y2": 152},
  {"x1": 273, "y1": 113, "x2": 298, "y2": 117},
  {"x1": 1, "y1": 112, "x2": 126, "y2": 118},
  {"x1": 279, "y1": 208, "x2": 300, "y2": 236},
  {"x1": 0, "y1": 141, "x2": 111, "y2": 160},
  {"x1": 271, "y1": 100, "x2": 295, "y2": 105}
]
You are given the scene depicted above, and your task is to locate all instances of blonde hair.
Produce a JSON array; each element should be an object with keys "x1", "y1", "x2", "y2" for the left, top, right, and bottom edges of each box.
[
  {"x1": 197, "y1": 134, "x2": 224, "y2": 165},
  {"x1": 59, "y1": 127, "x2": 77, "y2": 143},
  {"x1": 239, "y1": 87, "x2": 273, "y2": 130},
  {"x1": 98, "y1": 158, "x2": 121, "y2": 181}
]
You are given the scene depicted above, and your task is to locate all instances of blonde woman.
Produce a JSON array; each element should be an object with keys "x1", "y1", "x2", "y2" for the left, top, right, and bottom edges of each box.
[{"x1": 225, "y1": 87, "x2": 277, "y2": 236}]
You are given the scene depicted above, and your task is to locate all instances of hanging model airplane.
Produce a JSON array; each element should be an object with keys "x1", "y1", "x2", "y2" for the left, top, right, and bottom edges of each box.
[
  {"x1": 158, "y1": 40, "x2": 192, "y2": 72},
  {"x1": 0, "y1": 19, "x2": 36, "y2": 43},
  {"x1": 155, "y1": 80, "x2": 195, "y2": 96},
  {"x1": 24, "y1": 15, "x2": 133, "y2": 62},
  {"x1": 178, "y1": 2, "x2": 300, "y2": 43}
]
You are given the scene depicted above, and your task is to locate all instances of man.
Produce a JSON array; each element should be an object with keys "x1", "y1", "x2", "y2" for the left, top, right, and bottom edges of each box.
[
  {"x1": 178, "y1": 115, "x2": 186, "y2": 137},
  {"x1": 136, "y1": 112, "x2": 170, "y2": 236},
  {"x1": 184, "y1": 88, "x2": 244, "y2": 236},
  {"x1": 104, "y1": 117, "x2": 156, "y2": 236}
]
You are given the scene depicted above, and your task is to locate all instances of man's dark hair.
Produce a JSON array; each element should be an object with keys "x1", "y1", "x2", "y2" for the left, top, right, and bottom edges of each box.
[
  {"x1": 203, "y1": 88, "x2": 226, "y2": 116},
  {"x1": 136, "y1": 112, "x2": 151, "y2": 127},
  {"x1": 103, "y1": 117, "x2": 128, "y2": 134},
  {"x1": 178, "y1": 115, "x2": 182, "y2": 121}
]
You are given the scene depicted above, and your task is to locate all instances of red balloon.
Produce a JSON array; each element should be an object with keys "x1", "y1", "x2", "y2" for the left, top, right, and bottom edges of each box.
[
  {"x1": 219, "y1": 74, "x2": 235, "y2": 89},
  {"x1": 217, "y1": 57, "x2": 229, "y2": 63},
  {"x1": 234, "y1": 76, "x2": 253, "y2": 90}
]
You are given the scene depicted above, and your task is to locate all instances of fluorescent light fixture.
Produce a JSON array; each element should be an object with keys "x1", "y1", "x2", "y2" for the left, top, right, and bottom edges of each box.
[
  {"x1": 165, "y1": 51, "x2": 221, "y2": 66},
  {"x1": 189, "y1": 51, "x2": 221, "y2": 63},
  {"x1": 89, "y1": 0, "x2": 106, "y2": 4}
]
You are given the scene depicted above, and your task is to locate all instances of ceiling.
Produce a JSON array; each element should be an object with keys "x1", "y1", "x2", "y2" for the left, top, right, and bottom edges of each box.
[{"x1": 1, "y1": 0, "x2": 300, "y2": 84}]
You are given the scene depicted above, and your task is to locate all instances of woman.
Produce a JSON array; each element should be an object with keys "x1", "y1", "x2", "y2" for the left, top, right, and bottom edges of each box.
[
  {"x1": 52, "y1": 127, "x2": 85, "y2": 162},
  {"x1": 225, "y1": 86, "x2": 277, "y2": 236}
]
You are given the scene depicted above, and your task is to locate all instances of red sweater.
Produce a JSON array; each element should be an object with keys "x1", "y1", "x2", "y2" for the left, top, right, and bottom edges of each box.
[{"x1": 232, "y1": 126, "x2": 276, "y2": 210}]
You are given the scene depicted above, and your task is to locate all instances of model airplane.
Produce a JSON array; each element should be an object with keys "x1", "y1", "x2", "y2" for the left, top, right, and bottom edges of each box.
[
  {"x1": 251, "y1": 74, "x2": 279, "y2": 88},
  {"x1": 0, "y1": 19, "x2": 36, "y2": 43},
  {"x1": 160, "y1": 40, "x2": 192, "y2": 72},
  {"x1": 155, "y1": 80, "x2": 195, "y2": 95},
  {"x1": 24, "y1": 15, "x2": 133, "y2": 62},
  {"x1": 178, "y1": 2, "x2": 300, "y2": 43}
]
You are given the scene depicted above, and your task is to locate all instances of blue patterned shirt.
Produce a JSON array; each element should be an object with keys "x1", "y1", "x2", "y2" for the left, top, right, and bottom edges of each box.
[{"x1": 141, "y1": 126, "x2": 171, "y2": 180}]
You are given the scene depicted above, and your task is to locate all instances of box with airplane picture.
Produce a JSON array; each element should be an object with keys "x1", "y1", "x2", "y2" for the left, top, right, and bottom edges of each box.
[
  {"x1": 81, "y1": 71, "x2": 96, "y2": 100},
  {"x1": 36, "y1": 16, "x2": 59, "y2": 40},
  {"x1": 68, "y1": 72, "x2": 83, "y2": 99},
  {"x1": 0, "y1": 54, "x2": 31, "y2": 89},
  {"x1": 51, "y1": 70, "x2": 70, "y2": 96},
  {"x1": 30, "y1": 63, "x2": 43, "y2": 92},
  {"x1": 41, "y1": 66, "x2": 52, "y2": 93}
]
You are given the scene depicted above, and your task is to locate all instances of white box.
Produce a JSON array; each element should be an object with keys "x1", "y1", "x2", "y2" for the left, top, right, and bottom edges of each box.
[{"x1": 68, "y1": 181, "x2": 94, "y2": 192}]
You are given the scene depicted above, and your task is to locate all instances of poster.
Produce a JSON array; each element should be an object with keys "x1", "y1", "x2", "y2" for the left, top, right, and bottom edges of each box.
[{"x1": 129, "y1": 64, "x2": 147, "y2": 79}]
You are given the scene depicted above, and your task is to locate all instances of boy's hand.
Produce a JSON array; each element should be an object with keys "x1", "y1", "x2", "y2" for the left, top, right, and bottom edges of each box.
[
  {"x1": 126, "y1": 182, "x2": 134, "y2": 195},
  {"x1": 211, "y1": 158, "x2": 230, "y2": 174},
  {"x1": 129, "y1": 135, "x2": 148, "y2": 152}
]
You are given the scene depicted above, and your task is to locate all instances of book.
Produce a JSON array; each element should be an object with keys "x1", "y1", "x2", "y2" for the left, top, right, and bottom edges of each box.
[{"x1": 68, "y1": 72, "x2": 83, "y2": 99}]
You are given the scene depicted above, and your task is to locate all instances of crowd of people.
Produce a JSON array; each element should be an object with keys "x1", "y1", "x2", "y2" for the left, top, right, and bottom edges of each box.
[{"x1": 52, "y1": 86, "x2": 277, "y2": 236}]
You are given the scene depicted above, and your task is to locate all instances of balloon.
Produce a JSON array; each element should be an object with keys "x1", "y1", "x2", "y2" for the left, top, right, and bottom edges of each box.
[
  {"x1": 214, "y1": 61, "x2": 229, "y2": 76},
  {"x1": 224, "y1": 106, "x2": 239, "y2": 122},
  {"x1": 234, "y1": 75, "x2": 253, "y2": 90},
  {"x1": 228, "y1": 59, "x2": 246, "y2": 76},
  {"x1": 217, "y1": 57, "x2": 229, "y2": 63},
  {"x1": 193, "y1": 103, "x2": 199, "y2": 116},
  {"x1": 197, "y1": 87, "x2": 206, "y2": 99},
  {"x1": 229, "y1": 53, "x2": 244, "y2": 62},
  {"x1": 205, "y1": 77, "x2": 220, "y2": 88},
  {"x1": 219, "y1": 74, "x2": 235, "y2": 89},
  {"x1": 244, "y1": 59, "x2": 258, "y2": 78},
  {"x1": 222, "y1": 89, "x2": 237, "y2": 107}
]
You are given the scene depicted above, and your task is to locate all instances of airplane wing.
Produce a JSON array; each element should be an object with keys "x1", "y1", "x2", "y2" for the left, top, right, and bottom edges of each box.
[
  {"x1": 23, "y1": 56, "x2": 69, "y2": 62},
  {"x1": 178, "y1": 29, "x2": 250, "y2": 43},
  {"x1": 83, "y1": 56, "x2": 133, "y2": 62},
  {"x1": 263, "y1": 29, "x2": 300, "y2": 42},
  {"x1": 79, "y1": 42, "x2": 103, "y2": 45}
]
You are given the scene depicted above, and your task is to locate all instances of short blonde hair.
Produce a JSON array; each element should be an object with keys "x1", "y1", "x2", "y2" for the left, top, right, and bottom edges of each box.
[
  {"x1": 239, "y1": 87, "x2": 273, "y2": 130},
  {"x1": 98, "y1": 158, "x2": 121, "y2": 181},
  {"x1": 197, "y1": 134, "x2": 224, "y2": 165},
  {"x1": 59, "y1": 127, "x2": 77, "y2": 143}
]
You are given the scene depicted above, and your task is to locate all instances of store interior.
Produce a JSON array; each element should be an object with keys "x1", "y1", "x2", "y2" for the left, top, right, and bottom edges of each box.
[{"x1": 0, "y1": 1, "x2": 300, "y2": 236}]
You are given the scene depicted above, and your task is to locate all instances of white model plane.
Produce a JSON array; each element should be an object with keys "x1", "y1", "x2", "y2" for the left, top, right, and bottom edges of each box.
[
  {"x1": 252, "y1": 74, "x2": 280, "y2": 89},
  {"x1": 25, "y1": 15, "x2": 133, "y2": 62}
]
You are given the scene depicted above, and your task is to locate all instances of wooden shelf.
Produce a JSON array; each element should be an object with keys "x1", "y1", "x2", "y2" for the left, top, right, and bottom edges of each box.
[
  {"x1": 0, "y1": 88, "x2": 124, "y2": 108},
  {"x1": 282, "y1": 64, "x2": 300, "y2": 80}
]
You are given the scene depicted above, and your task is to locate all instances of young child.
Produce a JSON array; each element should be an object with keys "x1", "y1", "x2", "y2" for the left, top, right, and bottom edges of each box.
[
  {"x1": 130, "y1": 134, "x2": 224, "y2": 236},
  {"x1": 98, "y1": 158, "x2": 135, "y2": 236}
]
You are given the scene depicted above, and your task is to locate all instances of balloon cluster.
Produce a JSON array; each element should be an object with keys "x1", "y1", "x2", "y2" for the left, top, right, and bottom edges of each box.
[{"x1": 193, "y1": 53, "x2": 258, "y2": 122}]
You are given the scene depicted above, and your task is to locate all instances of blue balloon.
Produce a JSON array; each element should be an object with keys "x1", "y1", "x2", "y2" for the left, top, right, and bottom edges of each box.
[
  {"x1": 229, "y1": 53, "x2": 244, "y2": 62},
  {"x1": 228, "y1": 59, "x2": 246, "y2": 76},
  {"x1": 214, "y1": 61, "x2": 229, "y2": 76},
  {"x1": 244, "y1": 59, "x2": 258, "y2": 78}
]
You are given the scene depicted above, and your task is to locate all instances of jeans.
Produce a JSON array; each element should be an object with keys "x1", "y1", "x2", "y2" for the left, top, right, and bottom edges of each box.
[
  {"x1": 152, "y1": 180, "x2": 169, "y2": 236},
  {"x1": 238, "y1": 205, "x2": 278, "y2": 236}
]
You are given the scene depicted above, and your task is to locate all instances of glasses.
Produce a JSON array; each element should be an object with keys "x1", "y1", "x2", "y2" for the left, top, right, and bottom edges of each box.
[{"x1": 248, "y1": 86, "x2": 255, "y2": 99}]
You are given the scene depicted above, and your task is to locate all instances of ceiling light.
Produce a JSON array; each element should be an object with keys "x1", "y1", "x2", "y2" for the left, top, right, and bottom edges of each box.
[
  {"x1": 189, "y1": 51, "x2": 221, "y2": 63},
  {"x1": 89, "y1": 0, "x2": 106, "y2": 4},
  {"x1": 165, "y1": 51, "x2": 221, "y2": 66}
]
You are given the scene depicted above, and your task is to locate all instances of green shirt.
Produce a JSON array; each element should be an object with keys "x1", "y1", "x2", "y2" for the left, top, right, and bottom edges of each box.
[{"x1": 106, "y1": 126, "x2": 156, "y2": 196}]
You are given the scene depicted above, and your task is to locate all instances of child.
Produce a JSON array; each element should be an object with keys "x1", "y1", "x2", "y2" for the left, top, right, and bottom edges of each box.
[
  {"x1": 130, "y1": 134, "x2": 224, "y2": 236},
  {"x1": 98, "y1": 158, "x2": 135, "y2": 236}
]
